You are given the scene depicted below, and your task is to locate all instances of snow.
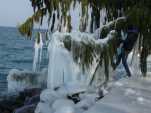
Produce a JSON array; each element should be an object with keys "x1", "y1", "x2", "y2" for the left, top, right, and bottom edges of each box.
[
  {"x1": 125, "y1": 88, "x2": 136, "y2": 95},
  {"x1": 76, "y1": 93, "x2": 98, "y2": 110},
  {"x1": 52, "y1": 99, "x2": 75, "y2": 110},
  {"x1": 54, "y1": 106, "x2": 75, "y2": 113},
  {"x1": 35, "y1": 89, "x2": 76, "y2": 113},
  {"x1": 58, "y1": 83, "x2": 88, "y2": 95},
  {"x1": 35, "y1": 102, "x2": 53, "y2": 113},
  {"x1": 114, "y1": 81, "x2": 123, "y2": 87},
  {"x1": 35, "y1": 80, "x2": 105, "y2": 113},
  {"x1": 137, "y1": 97, "x2": 144, "y2": 103},
  {"x1": 85, "y1": 77, "x2": 151, "y2": 113},
  {"x1": 84, "y1": 103, "x2": 128, "y2": 113},
  {"x1": 40, "y1": 89, "x2": 63, "y2": 105}
]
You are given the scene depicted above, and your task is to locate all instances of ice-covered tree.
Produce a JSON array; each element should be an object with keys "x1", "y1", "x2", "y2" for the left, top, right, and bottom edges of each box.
[{"x1": 19, "y1": 0, "x2": 151, "y2": 77}]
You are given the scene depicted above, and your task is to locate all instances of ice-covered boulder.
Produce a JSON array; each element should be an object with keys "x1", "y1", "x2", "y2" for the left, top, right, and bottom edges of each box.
[
  {"x1": 40, "y1": 89, "x2": 63, "y2": 105},
  {"x1": 7, "y1": 69, "x2": 47, "y2": 93},
  {"x1": 35, "y1": 102, "x2": 53, "y2": 113},
  {"x1": 76, "y1": 93, "x2": 98, "y2": 110},
  {"x1": 54, "y1": 106, "x2": 75, "y2": 113},
  {"x1": 35, "y1": 83, "x2": 102, "y2": 113},
  {"x1": 52, "y1": 99, "x2": 75, "y2": 111}
]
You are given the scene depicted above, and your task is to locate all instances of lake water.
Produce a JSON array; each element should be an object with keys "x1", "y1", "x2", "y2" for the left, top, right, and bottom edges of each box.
[{"x1": 0, "y1": 26, "x2": 48, "y2": 93}]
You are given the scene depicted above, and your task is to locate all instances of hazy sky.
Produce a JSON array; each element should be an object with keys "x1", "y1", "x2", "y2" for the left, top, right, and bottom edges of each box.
[{"x1": 0, "y1": 0, "x2": 33, "y2": 27}]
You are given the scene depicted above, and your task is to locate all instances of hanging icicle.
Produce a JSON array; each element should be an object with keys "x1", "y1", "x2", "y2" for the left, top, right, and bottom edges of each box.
[{"x1": 33, "y1": 32, "x2": 43, "y2": 72}]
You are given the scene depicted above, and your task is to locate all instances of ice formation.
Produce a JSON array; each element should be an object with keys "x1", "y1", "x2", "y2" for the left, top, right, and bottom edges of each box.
[
  {"x1": 35, "y1": 29, "x2": 117, "y2": 112},
  {"x1": 85, "y1": 77, "x2": 151, "y2": 113},
  {"x1": 46, "y1": 17, "x2": 127, "y2": 89},
  {"x1": 7, "y1": 69, "x2": 47, "y2": 93},
  {"x1": 35, "y1": 85, "x2": 100, "y2": 113},
  {"x1": 34, "y1": 25, "x2": 151, "y2": 113},
  {"x1": 35, "y1": 75, "x2": 151, "y2": 113},
  {"x1": 47, "y1": 30, "x2": 116, "y2": 89},
  {"x1": 33, "y1": 32, "x2": 43, "y2": 72},
  {"x1": 44, "y1": 2, "x2": 107, "y2": 33},
  {"x1": 47, "y1": 32, "x2": 77, "y2": 89}
]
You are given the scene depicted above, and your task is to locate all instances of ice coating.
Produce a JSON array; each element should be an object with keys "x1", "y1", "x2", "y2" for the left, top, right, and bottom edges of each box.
[
  {"x1": 47, "y1": 32, "x2": 78, "y2": 89},
  {"x1": 33, "y1": 33, "x2": 43, "y2": 72},
  {"x1": 7, "y1": 69, "x2": 47, "y2": 93},
  {"x1": 47, "y1": 30, "x2": 116, "y2": 89},
  {"x1": 46, "y1": 2, "x2": 107, "y2": 33}
]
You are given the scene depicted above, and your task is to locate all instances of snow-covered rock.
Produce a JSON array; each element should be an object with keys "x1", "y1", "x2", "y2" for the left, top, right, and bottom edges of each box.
[
  {"x1": 76, "y1": 93, "x2": 97, "y2": 110},
  {"x1": 35, "y1": 102, "x2": 53, "y2": 113},
  {"x1": 7, "y1": 69, "x2": 47, "y2": 93},
  {"x1": 57, "y1": 83, "x2": 87, "y2": 96},
  {"x1": 35, "y1": 82, "x2": 102, "y2": 113},
  {"x1": 40, "y1": 89, "x2": 63, "y2": 105},
  {"x1": 52, "y1": 99, "x2": 75, "y2": 111}
]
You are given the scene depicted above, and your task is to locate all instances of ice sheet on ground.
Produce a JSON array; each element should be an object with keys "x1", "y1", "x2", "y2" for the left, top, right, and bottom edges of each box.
[
  {"x1": 52, "y1": 99, "x2": 75, "y2": 110},
  {"x1": 35, "y1": 102, "x2": 53, "y2": 113},
  {"x1": 85, "y1": 77, "x2": 151, "y2": 113},
  {"x1": 40, "y1": 89, "x2": 63, "y2": 105},
  {"x1": 57, "y1": 82, "x2": 87, "y2": 95}
]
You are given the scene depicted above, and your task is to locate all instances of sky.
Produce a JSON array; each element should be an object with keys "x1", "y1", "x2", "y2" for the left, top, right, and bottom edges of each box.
[{"x1": 0, "y1": 0, "x2": 33, "y2": 27}]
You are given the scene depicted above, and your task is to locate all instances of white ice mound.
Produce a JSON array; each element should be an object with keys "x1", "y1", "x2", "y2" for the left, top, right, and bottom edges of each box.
[
  {"x1": 35, "y1": 102, "x2": 53, "y2": 113},
  {"x1": 52, "y1": 99, "x2": 75, "y2": 111},
  {"x1": 7, "y1": 69, "x2": 47, "y2": 92},
  {"x1": 54, "y1": 106, "x2": 75, "y2": 113},
  {"x1": 57, "y1": 82, "x2": 87, "y2": 96},
  {"x1": 40, "y1": 89, "x2": 63, "y2": 105},
  {"x1": 35, "y1": 89, "x2": 76, "y2": 113},
  {"x1": 35, "y1": 83, "x2": 101, "y2": 113}
]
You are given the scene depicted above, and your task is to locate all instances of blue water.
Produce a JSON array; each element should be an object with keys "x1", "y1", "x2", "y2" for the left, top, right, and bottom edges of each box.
[{"x1": 0, "y1": 26, "x2": 48, "y2": 92}]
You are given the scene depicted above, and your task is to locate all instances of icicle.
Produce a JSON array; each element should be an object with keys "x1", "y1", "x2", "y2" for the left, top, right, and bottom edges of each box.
[
  {"x1": 39, "y1": 33, "x2": 43, "y2": 64},
  {"x1": 33, "y1": 38, "x2": 39, "y2": 72},
  {"x1": 33, "y1": 32, "x2": 43, "y2": 72},
  {"x1": 47, "y1": 32, "x2": 78, "y2": 89}
]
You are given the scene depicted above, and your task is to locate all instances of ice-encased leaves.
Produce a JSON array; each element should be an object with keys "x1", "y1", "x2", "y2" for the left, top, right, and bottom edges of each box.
[{"x1": 55, "y1": 30, "x2": 118, "y2": 85}]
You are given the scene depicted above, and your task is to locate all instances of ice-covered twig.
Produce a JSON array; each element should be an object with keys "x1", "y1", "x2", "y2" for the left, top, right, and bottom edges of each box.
[{"x1": 94, "y1": 16, "x2": 126, "y2": 39}]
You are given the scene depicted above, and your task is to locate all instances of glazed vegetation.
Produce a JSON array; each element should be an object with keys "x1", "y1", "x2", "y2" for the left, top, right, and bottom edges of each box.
[{"x1": 19, "y1": 0, "x2": 151, "y2": 78}]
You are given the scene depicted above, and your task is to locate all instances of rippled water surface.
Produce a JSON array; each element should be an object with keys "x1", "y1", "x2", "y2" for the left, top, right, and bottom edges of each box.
[{"x1": 0, "y1": 26, "x2": 35, "y2": 92}]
